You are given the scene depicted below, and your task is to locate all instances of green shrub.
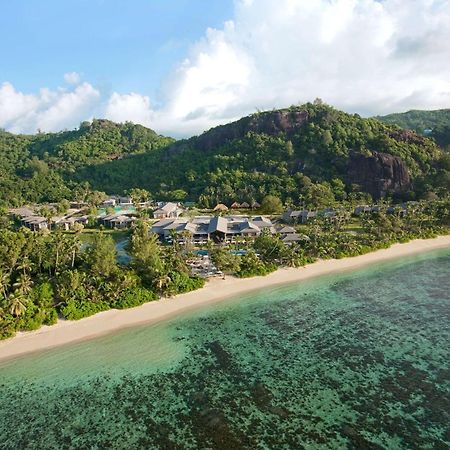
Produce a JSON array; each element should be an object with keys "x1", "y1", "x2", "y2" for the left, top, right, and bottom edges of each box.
[
  {"x1": 44, "y1": 308, "x2": 58, "y2": 325},
  {"x1": 166, "y1": 272, "x2": 205, "y2": 295},
  {"x1": 236, "y1": 252, "x2": 277, "y2": 278},
  {"x1": 113, "y1": 287, "x2": 158, "y2": 309},
  {"x1": 61, "y1": 300, "x2": 110, "y2": 320},
  {"x1": 0, "y1": 316, "x2": 17, "y2": 340},
  {"x1": 20, "y1": 312, "x2": 46, "y2": 331}
]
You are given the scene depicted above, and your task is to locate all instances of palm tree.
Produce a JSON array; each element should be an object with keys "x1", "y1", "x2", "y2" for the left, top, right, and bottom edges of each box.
[
  {"x1": 180, "y1": 230, "x2": 193, "y2": 253},
  {"x1": 0, "y1": 270, "x2": 10, "y2": 299},
  {"x1": 154, "y1": 274, "x2": 171, "y2": 295},
  {"x1": 13, "y1": 274, "x2": 33, "y2": 296},
  {"x1": 49, "y1": 231, "x2": 74, "y2": 274},
  {"x1": 31, "y1": 232, "x2": 46, "y2": 273},
  {"x1": 17, "y1": 257, "x2": 33, "y2": 275},
  {"x1": 8, "y1": 292, "x2": 28, "y2": 317},
  {"x1": 66, "y1": 234, "x2": 81, "y2": 268},
  {"x1": 282, "y1": 248, "x2": 300, "y2": 267}
]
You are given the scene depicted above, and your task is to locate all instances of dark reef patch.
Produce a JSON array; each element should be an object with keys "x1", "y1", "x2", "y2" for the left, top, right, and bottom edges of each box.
[{"x1": 0, "y1": 251, "x2": 449, "y2": 449}]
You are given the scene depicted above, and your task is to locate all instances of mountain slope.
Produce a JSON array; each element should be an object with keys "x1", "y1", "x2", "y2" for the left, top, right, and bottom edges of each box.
[
  {"x1": 1, "y1": 103, "x2": 448, "y2": 208},
  {"x1": 76, "y1": 103, "x2": 447, "y2": 205},
  {"x1": 0, "y1": 120, "x2": 174, "y2": 205},
  {"x1": 377, "y1": 109, "x2": 450, "y2": 149}
]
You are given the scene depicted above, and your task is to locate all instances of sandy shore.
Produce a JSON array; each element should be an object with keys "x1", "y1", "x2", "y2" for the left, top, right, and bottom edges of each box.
[{"x1": 1, "y1": 235, "x2": 449, "y2": 362}]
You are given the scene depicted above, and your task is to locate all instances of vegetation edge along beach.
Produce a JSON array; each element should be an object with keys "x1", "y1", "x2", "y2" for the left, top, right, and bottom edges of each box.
[{"x1": 1, "y1": 235, "x2": 449, "y2": 362}]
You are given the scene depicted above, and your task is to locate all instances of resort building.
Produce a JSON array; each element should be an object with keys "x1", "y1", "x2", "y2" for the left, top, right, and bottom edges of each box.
[
  {"x1": 353, "y1": 205, "x2": 373, "y2": 215},
  {"x1": 52, "y1": 215, "x2": 89, "y2": 230},
  {"x1": 9, "y1": 207, "x2": 36, "y2": 219},
  {"x1": 10, "y1": 206, "x2": 88, "y2": 231},
  {"x1": 153, "y1": 202, "x2": 183, "y2": 219},
  {"x1": 21, "y1": 216, "x2": 49, "y2": 231},
  {"x1": 101, "y1": 197, "x2": 117, "y2": 208},
  {"x1": 151, "y1": 215, "x2": 276, "y2": 244},
  {"x1": 213, "y1": 203, "x2": 229, "y2": 212},
  {"x1": 283, "y1": 209, "x2": 318, "y2": 224},
  {"x1": 280, "y1": 233, "x2": 310, "y2": 244},
  {"x1": 109, "y1": 215, "x2": 134, "y2": 229},
  {"x1": 117, "y1": 196, "x2": 133, "y2": 206},
  {"x1": 97, "y1": 212, "x2": 135, "y2": 228},
  {"x1": 353, "y1": 204, "x2": 411, "y2": 217}
]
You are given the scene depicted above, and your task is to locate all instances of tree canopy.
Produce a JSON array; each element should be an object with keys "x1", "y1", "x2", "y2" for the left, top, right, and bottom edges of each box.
[{"x1": 1, "y1": 103, "x2": 448, "y2": 208}]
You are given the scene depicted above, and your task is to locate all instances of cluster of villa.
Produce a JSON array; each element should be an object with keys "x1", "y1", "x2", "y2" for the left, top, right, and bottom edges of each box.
[
  {"x1": 9, "y1": 207, "x2": 89, "y2": 231},
  {"x1": 151, "y1": 215, "x2": 307, "y2": 244},
  {"x1": 283, "y1": 203, "x2": 416, "y2": 224},
  {"x1": 352, "y1": 204, "x2": 413, "y2": 217},
  {"x1": 9, "y1": 201, "x2": 185, "y2": 231},
  {"x1": 212, "y1": 201, "x2": 261, "y2": 211},
  {"x1": 283, "y1": 208, "x2": 336, "y2": 224},
  {"x1": 98, "y1": 202, "x2": 184, "y2": 228},
  {"x1": 9, "y1": 197, "x2": 418, "y2": 235}
]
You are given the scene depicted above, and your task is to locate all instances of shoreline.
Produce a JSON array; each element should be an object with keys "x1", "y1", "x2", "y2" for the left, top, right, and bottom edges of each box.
[{"x1": 1, "y1": 235, "x2": 449, "y2": 363}]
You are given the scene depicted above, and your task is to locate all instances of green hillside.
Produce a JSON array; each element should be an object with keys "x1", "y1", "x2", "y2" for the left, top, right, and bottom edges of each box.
[
  {"x1": 377, "y1": 109, "x2": 450, "y2": 149},
  {"x1": 77, "y1": 103, "x2": 448, "y2": 205},
  {"x1": 1, "y1": 103, "x2": 448, "y2": 208},
  {"x1": 0, "y1": 119, "x2": 174, "y2": 206}
]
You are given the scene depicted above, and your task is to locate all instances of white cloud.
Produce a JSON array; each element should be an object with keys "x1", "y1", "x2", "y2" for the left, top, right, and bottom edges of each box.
[
  {"x1": 105, "y1": 92, "x2": 154, "y2": 127},
  {"x1": 1, "y1": 0, "x2": 450, "y2": 136},
  {"x1": 64, "y1": 72, "x2": 82, "y2": 85},
  {"x1": 0, "y1": 82, "x2": 100, "y2": 134},
  {"x1": 158, "y1": 0, "x2": 450, "y2": 134}
]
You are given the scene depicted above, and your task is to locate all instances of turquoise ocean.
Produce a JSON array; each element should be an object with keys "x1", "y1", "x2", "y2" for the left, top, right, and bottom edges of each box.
[{"x1": 0, "y1": 249, "x2": 449, "y2": 449}]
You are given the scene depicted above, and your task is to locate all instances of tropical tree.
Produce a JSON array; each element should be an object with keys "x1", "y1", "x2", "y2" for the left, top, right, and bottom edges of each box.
[
  {"x1": 128, "y1": 221, "x2": 163, "y2": 278},
  {"x1": 13, "y1": 274, "x2": 33, "y2": 296},
  {"x1": 154, "y1": 274, "x2": 172, "y2": 295},
  {"x1": 8, "y1": 292, "x2": 28, "y2": 317},
  {"x1": 85, "y1": 233, "x2": 118, "y2": 279},
  {"x1": 128, "y1": 188, "x2": 150, "y2": 208},
  {"x1": 0, "y1": 271, "x2": 10, "y2": 299},
  {"x1": 17, "y1": 257, "x2": 33, "y2": 275},
  {"x1": 261, "y1": 195, "x2": 283, "y2": 214},
  {"x1": 210, "y1": 246, "x2": 240, "y2": 276}
]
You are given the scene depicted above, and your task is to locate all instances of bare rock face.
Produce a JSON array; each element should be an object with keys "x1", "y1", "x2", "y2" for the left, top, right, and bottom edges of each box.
[
  {"x1": 348, "y1": 151, "x2": 411, "y2": 199},
  {"x1": 388, "y1": 129, "x2": 427, "y2": 146},
  {"x1": 192, "y1": 110, "x2": 309, "y2": 152}
]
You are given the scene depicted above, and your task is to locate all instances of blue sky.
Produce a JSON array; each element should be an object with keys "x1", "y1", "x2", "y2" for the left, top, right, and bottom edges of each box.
[
  {"x1": 1, "y1": 0, "x2": 449, "y2": 136},
  {"x1": 0, "y1": 0, "x2": 233, "y2": 100}
]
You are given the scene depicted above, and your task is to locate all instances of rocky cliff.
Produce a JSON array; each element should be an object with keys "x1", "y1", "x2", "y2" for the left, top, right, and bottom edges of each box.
[
  {"x1": 188, "y1": 109, "x2": 309, "y2": 152},
  {"x1": 347, "y1": 151, "x2": 411, "y2": 199},
  {"x1": 155, "y1": 103, "x2": 439, "y2": 201}
]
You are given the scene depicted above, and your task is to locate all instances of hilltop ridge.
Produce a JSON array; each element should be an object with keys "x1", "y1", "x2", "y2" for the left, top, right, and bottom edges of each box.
[
  {"x1": 1, "y1": 102, "x2": 448, "y2": 207},
  {"x1": 377, "y1": 109, "x2": 450, "y2": 149}
]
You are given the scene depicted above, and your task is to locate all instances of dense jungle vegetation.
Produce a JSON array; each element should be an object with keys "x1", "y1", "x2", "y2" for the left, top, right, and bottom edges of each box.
[
  {"x1": 0, "y1": 222, "x2": 204, "y2": 339},
  {"x1": 1, "y1": 103, "x2": 448, "y2": 208},
  {"x1": 0, "y1": 119, "x2": 173, "y2": 206}
]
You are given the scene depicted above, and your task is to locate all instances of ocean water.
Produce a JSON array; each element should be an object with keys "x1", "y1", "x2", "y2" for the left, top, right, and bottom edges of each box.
[{"x1": 0, "y1": 250, "x2": 449, "y2": 450}]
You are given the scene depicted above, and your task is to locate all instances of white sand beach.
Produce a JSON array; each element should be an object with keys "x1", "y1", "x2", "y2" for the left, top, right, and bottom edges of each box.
[{"x1": 1, "y1": 235, "x2": 449, "y2": 362}]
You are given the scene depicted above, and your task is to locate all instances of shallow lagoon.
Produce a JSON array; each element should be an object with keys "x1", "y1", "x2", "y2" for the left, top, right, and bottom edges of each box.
[{"x1": 1, "y1": 249, "x2": 449, "y2": 449}]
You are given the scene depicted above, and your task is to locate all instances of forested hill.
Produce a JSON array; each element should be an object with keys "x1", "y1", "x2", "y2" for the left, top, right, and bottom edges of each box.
[
  {"x1": 377, "y1": 109, "x2": 450, "y2": 149},
  {"x1": 0, "y1": 119, "x2": 174, "y2": 206},
  {"x1": 1, "y1": 103, "x2": 449, "y2": 208},
  {"x1": 77, "y1": 102, "x2": 448, "y2": 206}
]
